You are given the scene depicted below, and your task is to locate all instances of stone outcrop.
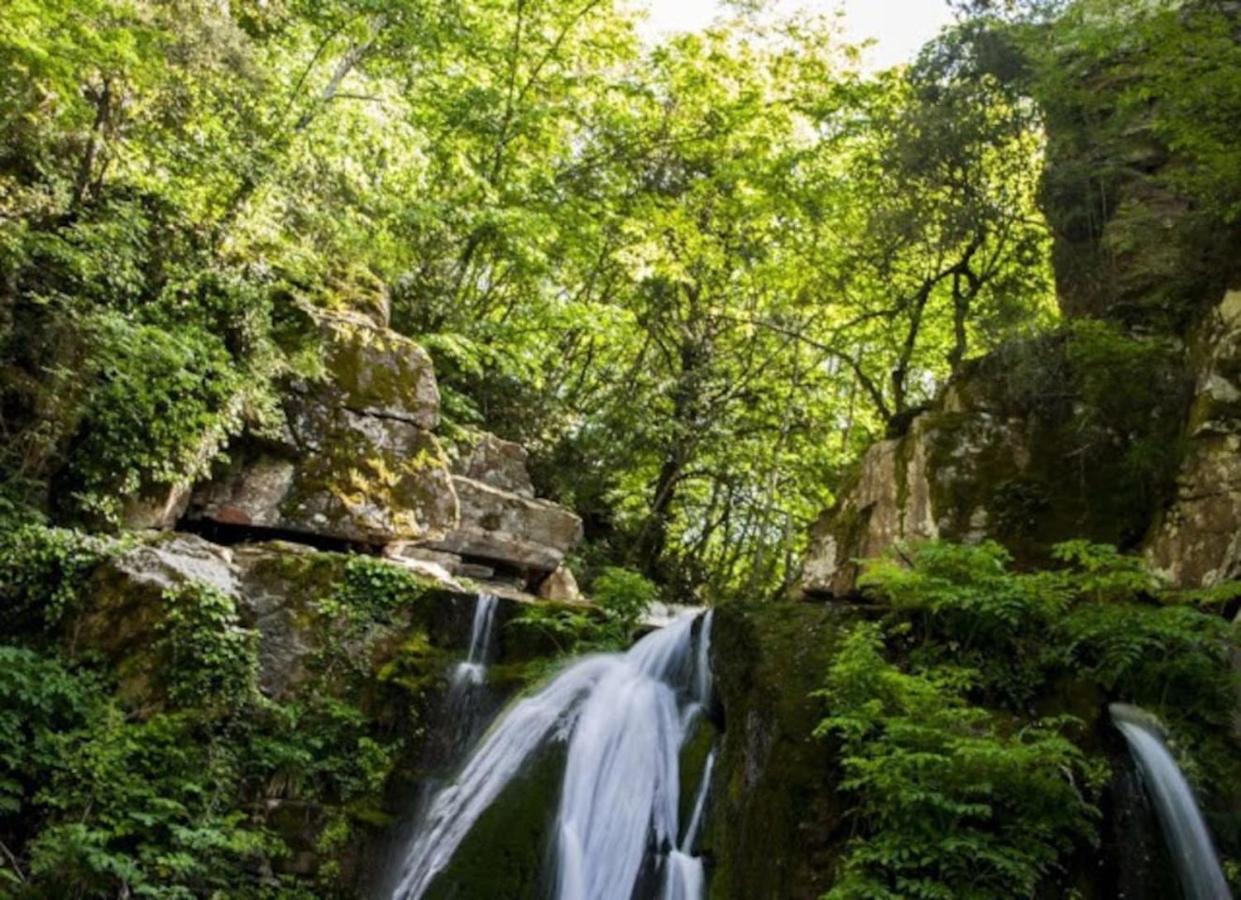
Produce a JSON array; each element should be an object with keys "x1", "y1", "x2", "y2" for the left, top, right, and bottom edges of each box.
[
  {"x1": 801, "y1": 22, "x2": 1241, "y2": 596},
  {"x1": 74, "y1": 530, "x2": 566, "y2": 707},
  {"x1": 451, "y1": 432, "x2": 535, "y2": 498},
  {"x1": 799, "y1": 335, "x2": 1189, "y2": 597},
  {"x1": 180, "y1": 310, "x2": 583, "y2": 586},
  {"x1": 187, "y1": 310, "x2": 458, "y2": 546},
  {"x1": 424, "y1": 475, "x2": 582, "y2": 574},
  {"x1": 1147, "y1": 290, "x2": 1241, "y2": 587}
]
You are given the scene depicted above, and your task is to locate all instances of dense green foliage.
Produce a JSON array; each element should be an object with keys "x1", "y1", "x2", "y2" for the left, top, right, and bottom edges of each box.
[
  {"x1": 0, "y1": 0, "x2": 1063, "y2": 599},
  {"x1": 818, "y1": 540, "x2": 1240, "y2": 898},
  {"x1": 0, "y1": 527, "x2": 454, "y2": 897},
  {"x1": 2, "y1": 0, "x2": 1240, "y2": 895}
]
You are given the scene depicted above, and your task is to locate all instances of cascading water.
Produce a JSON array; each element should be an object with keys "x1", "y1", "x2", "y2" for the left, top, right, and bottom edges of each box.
[
  {"x1": 1110, "y1": 703, "x2": 1232, "y2": 900},
  {"x1": 452, "y1": 592, "x2": 498, "y2": 689},
  {"x1": 662, "y1": 747, "x2": 716, "y2": 900},
  {"x1": 387, "y1": 609, "x2": 715, "y2": 900}
]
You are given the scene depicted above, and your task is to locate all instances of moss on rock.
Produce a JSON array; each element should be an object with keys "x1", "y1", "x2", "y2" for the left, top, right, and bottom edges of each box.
[{"x1": 706, "y1": 600, "x2": 856, "y2": 900}]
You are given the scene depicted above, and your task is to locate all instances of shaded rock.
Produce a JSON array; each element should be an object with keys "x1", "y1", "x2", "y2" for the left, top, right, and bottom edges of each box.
[
  {"x1": 121, "y1": 482, "x2": 193, "y2": 531},
  {"x1": 799, "y1": 335, "x2": 1190, "y2": 598},
  {"x1": 1146, "y1": 290, "x2": 1241, "y2": 587},
  {"x1": 536, "y1": 565, "x2": 582, "y2": 604},
  {"x1": 1040, "y1": 63, "x2": 1241, "y2": 332},
  {"x1": 384, "y1": 542, "x2": 463, "y2": 571},
  {"x1": 451, "y1": 432, "x2": 535, "y2": 498},
  {"x1": 76, "y1": 533, "x2": 244, "y2": 705},
  {"x1": 708, "y1": 601, "x2": 853, "y2": 900},
  {"x1": 424, "y1": 476, "x2": 582, "y2": 574},
  {"x1": 231, "y1": 542, "x2": 345, "y2": 698}
]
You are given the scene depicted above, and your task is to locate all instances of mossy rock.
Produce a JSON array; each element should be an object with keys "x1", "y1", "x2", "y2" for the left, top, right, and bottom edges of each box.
[
  {"x1": 706, "y1": 600, "x2": 856, "y2": 900},
  {"x1": 420, "y1": 743, "x2": 566, "y2": 900}
]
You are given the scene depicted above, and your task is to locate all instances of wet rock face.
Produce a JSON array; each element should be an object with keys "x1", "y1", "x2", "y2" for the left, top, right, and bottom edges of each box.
[
  {"x1": 186, "y1": 311, "x2": 459, "y2": 546},
  {"x1": 1147, "y1": 290, "x2": 1241, "y2": 587},
  {"x1": 708, "y1": 602, "x2": 852, "y2": 900}
]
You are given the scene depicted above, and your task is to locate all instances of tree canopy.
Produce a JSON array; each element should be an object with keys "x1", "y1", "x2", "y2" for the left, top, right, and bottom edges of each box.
[{"x1": 2, "y1": 0, "x2": 1065, "y2": 598}]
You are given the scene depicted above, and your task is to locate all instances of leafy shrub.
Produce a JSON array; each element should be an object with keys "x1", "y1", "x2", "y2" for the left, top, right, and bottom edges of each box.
[
  {"x1": 158, "y1": 584, "x2": 259, "y2": 709},
  {"x1": 0, "y1": 523, "x2": 115, "y2": 633},
  {"x1": 590, "y1": 566, "x2": 658, "y2": 632},
  {"x1": 57, "y1": 313, "x2": 248, "y2": 525},
  {"x1": 817, "y1": 624, "x2": 1102, "y2": 899},
  {"x1": 820, "y1": 540, "x2": 1240, "y2": 898}
]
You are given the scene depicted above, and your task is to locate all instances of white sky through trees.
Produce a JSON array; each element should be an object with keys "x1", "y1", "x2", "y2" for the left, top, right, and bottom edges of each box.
[{"x1": 638, "y1": 0, "x2": 956, "y2": 68}]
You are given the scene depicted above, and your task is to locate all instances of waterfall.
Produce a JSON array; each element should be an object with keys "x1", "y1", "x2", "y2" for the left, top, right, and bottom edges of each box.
[
  {"x1": 388, "y1": 609, "x2": 715, "y2": 900},
  {"x1": 1110, "y1": 703, "x2": 1232, "y2": 900},
  {"x1": 662, "y1": 747, "x2": 716, "y2": 900},
  {"x1": 451, "y1": 592, "x2": 498, "y2": 689}
]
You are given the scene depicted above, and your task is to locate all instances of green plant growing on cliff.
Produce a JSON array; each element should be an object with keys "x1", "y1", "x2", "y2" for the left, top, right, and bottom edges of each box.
[
  {"x1": 157, "y1": 583, "x2": 259, "y2": 710},
  {"x1": 819, "y1": 540, "x2": 1240, "y2": 897},
  {"x1": 817, "y1": 623, "x2": 1102, "y2": 900},
  {"x1": 0, "y1": 524, "x2": 117, "y2": 634}
]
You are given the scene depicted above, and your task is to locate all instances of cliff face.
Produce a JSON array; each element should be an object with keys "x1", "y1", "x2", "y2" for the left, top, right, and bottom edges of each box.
[{"x1": 800, "y1": 27, "x2": 1241, "y2": 596}]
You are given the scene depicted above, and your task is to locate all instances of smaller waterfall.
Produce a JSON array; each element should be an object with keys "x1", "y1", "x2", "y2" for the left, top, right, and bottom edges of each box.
[
  {"x1": 663, "y1": 747, "x2": 716, "y2": 900},
  {"x1": 1110, "y1": 703, "x2": 1232, "y2": 900},
  {"x1": 451, "y1": 592, "x2": 498, "y2": 689}
]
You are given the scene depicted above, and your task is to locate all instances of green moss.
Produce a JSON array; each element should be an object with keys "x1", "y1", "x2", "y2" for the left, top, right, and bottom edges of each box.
[
  {"x1": 920, "y1": 321, "x2": 1191, "y2": 565},
  {"x1": 707, "y1": 601, "x2": 856, "y2": 900},
  {"x1": 421, "y1": 744, "x2": 566, "y2": 900}
]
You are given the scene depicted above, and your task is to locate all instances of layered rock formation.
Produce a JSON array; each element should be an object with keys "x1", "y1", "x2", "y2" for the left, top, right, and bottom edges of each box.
[
  {"x1": 800, "y1": 330, "x2": 1193, "y2": 596},
  {"x1": 137, "y1": 305, "x2": 587, "y2": 595},
  {"x1": 186, "y1": 309, "x2": 458, "y2": 546},
  {"x1": 1148, "y1": 289, "x2": 1241, "y2": 587}
]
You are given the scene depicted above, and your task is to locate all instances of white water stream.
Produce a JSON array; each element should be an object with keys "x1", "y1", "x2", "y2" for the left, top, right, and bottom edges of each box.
[
  {"x1": 1111, "y1": 703, "x2": 1232, "y2": 900},
  {"x1": 450, "y1": 592, "x2": 497, "y2": 690},
  {"x1": 388, "y1": 609, "x2": 715, "y2": 900}
]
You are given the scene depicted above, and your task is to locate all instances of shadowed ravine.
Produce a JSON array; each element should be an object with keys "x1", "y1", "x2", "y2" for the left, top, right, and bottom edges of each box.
[{"x1": 385, "y1": 610, "x2": 715, "y2": 900}]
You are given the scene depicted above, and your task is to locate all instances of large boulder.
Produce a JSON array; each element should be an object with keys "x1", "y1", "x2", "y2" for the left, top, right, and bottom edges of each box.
[
  {"x1": 424, "y1": 476, "x2": 582, "y2": 574},
  {"x1": 451, "y1": 432, "x2": 535, "y2": 498},
  {"x1": 187, "y1": 311, "x2": 457, "y2": 546},
  {"x1": 305, "y1": 310, "x2": 440, "y2": 430},
  {"x1": 76, "y1": 533, "x2": 244, "y2": 704},
  {"x1": 1146, "y1": 290, "x2": 1241, "y2": 587}
]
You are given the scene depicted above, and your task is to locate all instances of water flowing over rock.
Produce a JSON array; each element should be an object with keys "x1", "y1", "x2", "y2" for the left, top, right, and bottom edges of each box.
[
  {"x1": 450, "y1": 593, "x2": 498, "y2": 691},
  {"x1": 387, "y1": 610, "x2": 714, "y2": 900},
  {"x1": 663, "y1": 747, "x2": 716, "y2": 900},
  {"x1": 1110, "y1": 704, "x2": 1232, "y2": 900}
]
